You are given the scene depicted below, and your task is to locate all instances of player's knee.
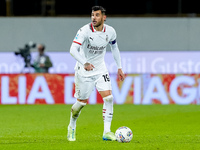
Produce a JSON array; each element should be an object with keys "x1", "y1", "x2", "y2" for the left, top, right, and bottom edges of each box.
[
  {"x1": 103, "y1": 95, "x2": 113, "y2": 102},
  {"x1": 71, "y1": 101, "x2": 86, "y2": 117},
  {"x1": 77, "y1": 99, "x2": 88, "y2": 103}
]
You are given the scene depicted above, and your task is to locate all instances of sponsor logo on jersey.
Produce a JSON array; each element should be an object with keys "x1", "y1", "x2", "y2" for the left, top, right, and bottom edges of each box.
[{"x1": 87, "y1": 44, "x2": 106, "y2": 54}]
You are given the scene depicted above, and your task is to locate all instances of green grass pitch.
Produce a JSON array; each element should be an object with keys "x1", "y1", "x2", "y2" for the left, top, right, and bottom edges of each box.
[{"x1": 0, "y1": 104, "x2": 200, "y2": 150}]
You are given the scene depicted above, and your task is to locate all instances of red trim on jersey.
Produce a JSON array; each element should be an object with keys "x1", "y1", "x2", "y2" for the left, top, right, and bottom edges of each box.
[
  {"x1": 103, "y1": 26, "x2": 106, "y2": 32},
  {"x1": 91, "y1": 23, "x2": 95, "y2": 32},
  {"x1": 73, "y1": 41, "x2": 82, "y2": 45}
]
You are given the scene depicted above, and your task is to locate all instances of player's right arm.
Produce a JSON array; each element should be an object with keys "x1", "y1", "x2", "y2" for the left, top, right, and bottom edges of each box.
[
  {"x1": 70, "y1": 42, "x2": 87, "y2": 65},
  {"x1": 70, "y1": 28, "x2": 94, "y2": 71}
]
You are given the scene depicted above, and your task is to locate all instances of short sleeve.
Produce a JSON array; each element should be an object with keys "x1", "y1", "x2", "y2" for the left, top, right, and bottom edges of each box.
[
  {"x1": 109, "y1": 28, "x2": 117, "y2": 45},
  {"x1": 73, "y1": 28, "x2": 86, "y2": 45}
]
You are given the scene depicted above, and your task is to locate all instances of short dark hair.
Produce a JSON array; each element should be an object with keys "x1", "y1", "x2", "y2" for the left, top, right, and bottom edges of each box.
[
  {"x1": 41, "y1": 44, "x2": 45, "y2": 51},
  {"x1": 38, "y1": 44, "x2": 45, "y2": 51},
  {"x1": 92, "y1": 6, "x2": 106, "y2": 15}
]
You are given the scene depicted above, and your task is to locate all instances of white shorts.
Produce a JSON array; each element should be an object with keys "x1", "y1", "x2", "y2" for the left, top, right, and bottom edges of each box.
[{"x1": 74, "y1": 72, "x2": 112, "y2": 100}]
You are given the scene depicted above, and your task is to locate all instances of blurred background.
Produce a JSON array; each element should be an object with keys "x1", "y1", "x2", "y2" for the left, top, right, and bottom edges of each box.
[
  {"x1": 1, "y1": 0, "x2": 200, "y2": 17},
  {"x1": 1, "y1": 0, "x2": 200, "y2": 104},
  {"x1": 1, "y1": 0, "x2": 200, "y2": 52}
]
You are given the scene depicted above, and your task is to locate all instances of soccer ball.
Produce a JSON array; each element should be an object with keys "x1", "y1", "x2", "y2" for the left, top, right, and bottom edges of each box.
[{"x1": 115, "y1": 126, "x2": 133, "y2": 143}]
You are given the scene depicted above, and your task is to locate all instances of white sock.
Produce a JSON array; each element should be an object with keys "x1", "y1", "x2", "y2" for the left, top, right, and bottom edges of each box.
[
  {"x1": 69, "y1": 101, "x2": 86, "y2": 129},
  {"x1": 103, "y1": 95, "x2": 113, "y2": 134}
]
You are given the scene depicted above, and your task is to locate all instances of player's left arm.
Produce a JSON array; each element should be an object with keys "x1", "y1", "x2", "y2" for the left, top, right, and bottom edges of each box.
[{"x1": 109, "y1": 41, "x2": 125, "y2": 81}]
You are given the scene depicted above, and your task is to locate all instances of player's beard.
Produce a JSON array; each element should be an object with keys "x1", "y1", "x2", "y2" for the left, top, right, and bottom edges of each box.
[{"x1": 93, "y1": 18, "x2": 103, "y2": 27}]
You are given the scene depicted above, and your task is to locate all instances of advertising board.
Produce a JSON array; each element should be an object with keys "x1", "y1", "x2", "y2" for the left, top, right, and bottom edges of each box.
[{"x1": 0, "y1": 74, "x2": 199, "y2": 105}]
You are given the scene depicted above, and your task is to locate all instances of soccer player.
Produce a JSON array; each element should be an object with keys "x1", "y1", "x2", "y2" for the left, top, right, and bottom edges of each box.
[{"x1": 67, "y1": 6, "x2": 125, "y2": 141}]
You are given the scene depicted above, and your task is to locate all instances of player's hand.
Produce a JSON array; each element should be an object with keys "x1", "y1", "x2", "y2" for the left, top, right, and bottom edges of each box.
[
  {"x1": 84, "y1": 62, "x2": 95, "y2": 71},
  {"x1": 118, "y1": 68, "x2": 125, "y2": 81}
]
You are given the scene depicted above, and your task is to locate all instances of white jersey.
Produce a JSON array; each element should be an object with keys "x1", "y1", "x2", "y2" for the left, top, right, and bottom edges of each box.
[{"x1": 73, "y1": 23, "x2": 117, "y2": 77}]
